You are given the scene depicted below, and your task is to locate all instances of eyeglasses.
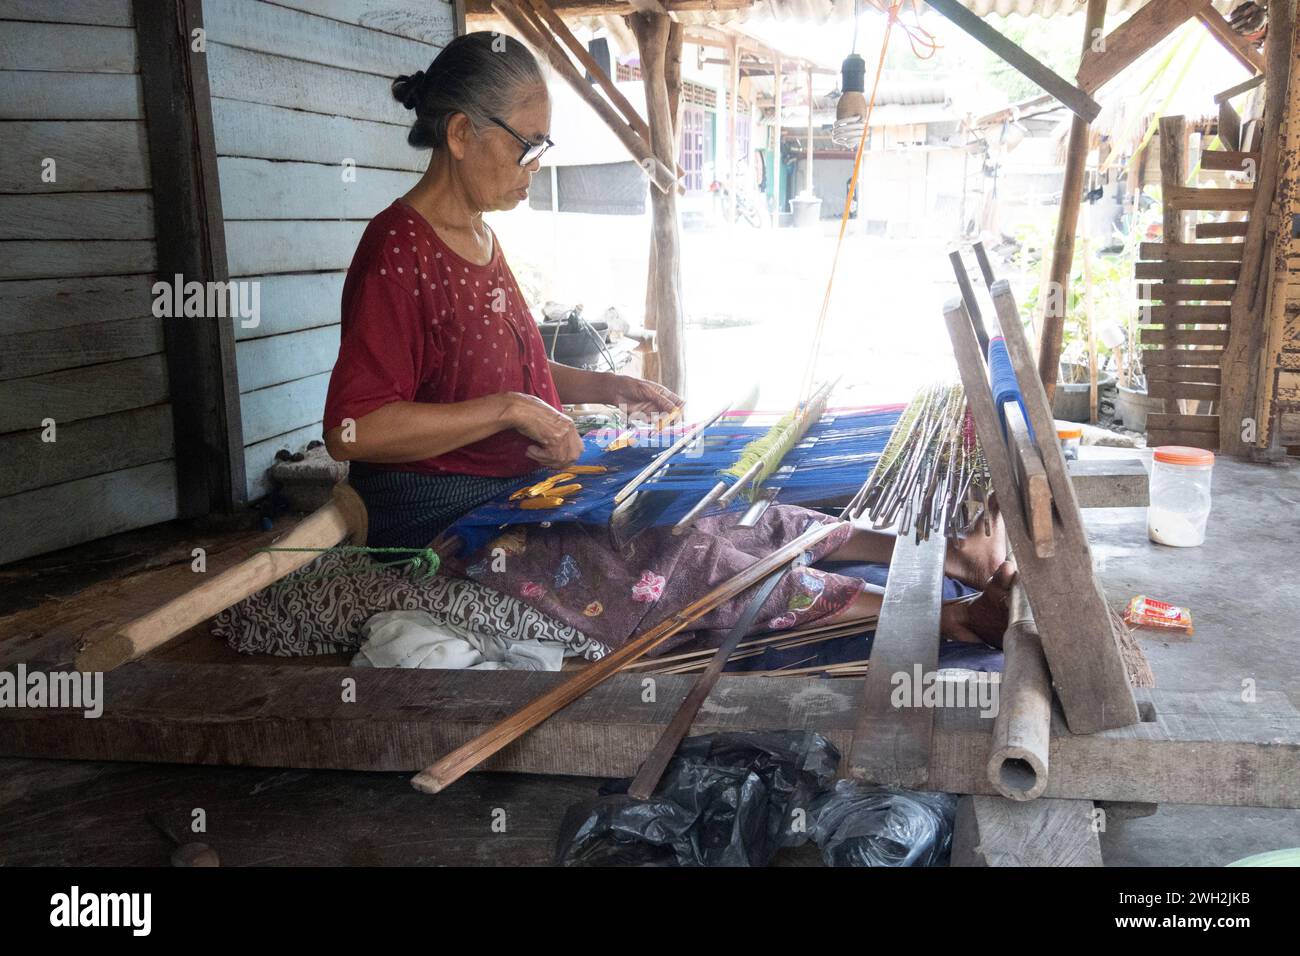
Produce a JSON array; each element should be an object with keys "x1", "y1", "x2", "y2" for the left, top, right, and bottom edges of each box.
[{"x1": 489, "y1": 116, "x2": 554, "y2": 166}]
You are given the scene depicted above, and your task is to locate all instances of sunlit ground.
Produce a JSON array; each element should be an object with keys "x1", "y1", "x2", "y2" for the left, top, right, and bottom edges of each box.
[{"x1": 488, "y1": 203, "x2": 996, "y2": 417}]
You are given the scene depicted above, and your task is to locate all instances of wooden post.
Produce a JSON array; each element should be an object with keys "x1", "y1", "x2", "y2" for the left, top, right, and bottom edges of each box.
[
  {"x1": 632, "y1": 11, "x2": 686, "y2": 395},
  {"x1": 133, "y1": 0, "x2": 245, "y2": 514},
  {"x1": 1221, "y1": 0, "x2": 1297, "y2": 455},
  {"x1": 1038, "y1": 0, "x2": 1108, "y2": 401},
  {"x1": 1160, "y1": 115, "x2": 1187, "y2": 244},
  {"x1": 805, "y1": 67, "x2": 815, "y2": 196},
  {"x1": 773, "y1": 56, "x2": 783, "y2": 215},
  {"x1": 1083, "y1": 236, "x2": 1099, "y2": 423},
  {"x1": 727, "y1": 35, "x2": 739, "y2": 222}
]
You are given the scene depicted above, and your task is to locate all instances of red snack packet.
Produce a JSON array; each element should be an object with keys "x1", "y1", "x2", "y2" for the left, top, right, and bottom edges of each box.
[{"x1": 1123, "y1": 595, "x2": 1194, "y2": 636}]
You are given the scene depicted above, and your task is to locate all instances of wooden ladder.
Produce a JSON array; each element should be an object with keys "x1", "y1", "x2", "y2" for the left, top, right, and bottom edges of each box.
[{"x1": 1137, "y1": 114, "x2": 1259, "y2": 449}]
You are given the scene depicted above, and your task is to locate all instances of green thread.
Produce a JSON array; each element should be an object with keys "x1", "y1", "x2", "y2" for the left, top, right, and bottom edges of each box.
[{"x1": 256, "y1": 545, "x2": 441, "y2": 589}]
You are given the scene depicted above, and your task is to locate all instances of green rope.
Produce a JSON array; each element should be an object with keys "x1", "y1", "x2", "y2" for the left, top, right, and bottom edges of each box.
[{"x1": 255, "y1": 545, "x2": 441, "y2": 589}]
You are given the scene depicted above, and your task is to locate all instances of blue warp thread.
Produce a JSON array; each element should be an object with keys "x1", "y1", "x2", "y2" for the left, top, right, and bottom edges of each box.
[{"x1": 987, "y1": 337, "x2": 1034, "y2": 443}]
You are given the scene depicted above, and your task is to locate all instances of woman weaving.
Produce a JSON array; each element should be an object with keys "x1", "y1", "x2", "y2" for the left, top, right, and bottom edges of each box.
[{"x1": 323, "y1": 33, "x2": 1014, "y2": 654}]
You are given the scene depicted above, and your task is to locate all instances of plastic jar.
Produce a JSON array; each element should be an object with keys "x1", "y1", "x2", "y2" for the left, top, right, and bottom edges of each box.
[
  {"x1": 1147, "y1": 446, "x2": 1214, "y2": 547},
  {"x1": 1057, "y1": 426, "x2": 1082, "y2": 460}
]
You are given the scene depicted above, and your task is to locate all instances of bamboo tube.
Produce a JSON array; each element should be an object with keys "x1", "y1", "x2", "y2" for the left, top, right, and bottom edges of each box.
[
  {"x1": 74, "y1": 484, "x2": 367, "y2": 673},
  {"x1": 410, "y1": 520, "x2": 843, "y2": 795},
  {"x1": 986, "y1": 582, "x2": 1051, "y2": 801}
]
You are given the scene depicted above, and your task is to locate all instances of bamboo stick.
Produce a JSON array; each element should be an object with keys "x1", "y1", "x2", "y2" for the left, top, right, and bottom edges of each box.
[
  {"x1": 986, "y1": 583, "x2": 1051, "y2": 800},
  {"x1": 409, "y1": 520, "x2": 843, "y2": 794}
]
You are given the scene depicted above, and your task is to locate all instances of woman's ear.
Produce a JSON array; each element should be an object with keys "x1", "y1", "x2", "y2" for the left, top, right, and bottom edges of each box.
[{"x1": 445, "y1": 112, "x2": 471, "y2": 161}]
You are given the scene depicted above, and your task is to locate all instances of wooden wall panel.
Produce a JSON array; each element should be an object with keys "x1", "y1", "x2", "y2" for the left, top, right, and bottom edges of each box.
[
  {"x1": 240, "y1": 372, "x2": 332, "y2": 445},
  {"x1": 217, "y1": 157, "x2": 416, "y2": 221},
  {"x1": 232, "y1": 272, "x2": 345, "y2": 341},
  {"x1": 265, "y1": 0, "x2": 456, "y2": 46},
  {"x1": 0, "y1": 2, "x2": 183, "y2": 565},
  {"x1": 236, "y1": 325, "x2": 341, "y2": 392},
  {"x1": 0, "y1": 461, "x2": 178, "y2": 567},
  {"x1": 210, "y1": 99, "x2": 426, "y2": 171},
  {"x1": 224, "y1": 220, "x2": 367, "y2": 276}
]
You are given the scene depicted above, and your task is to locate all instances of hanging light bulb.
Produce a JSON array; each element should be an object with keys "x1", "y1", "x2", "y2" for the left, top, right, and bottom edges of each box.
[{"x1": 831, "y1": 53, "x2": 867, "y2": 148}]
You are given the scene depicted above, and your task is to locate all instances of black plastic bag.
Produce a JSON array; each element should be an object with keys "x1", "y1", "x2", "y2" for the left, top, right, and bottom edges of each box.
[
  {"x1": 556, "y1": 731, "x2": 839, "y2": 867},
  {"x1": 808, "y1": 779, "x2": 957, "y2": 867}
]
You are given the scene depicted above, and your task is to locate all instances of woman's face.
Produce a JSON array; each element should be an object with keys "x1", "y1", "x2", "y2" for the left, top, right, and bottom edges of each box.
[{"x1": 453, "y1": 88, "x2": 551, "y2": 213}]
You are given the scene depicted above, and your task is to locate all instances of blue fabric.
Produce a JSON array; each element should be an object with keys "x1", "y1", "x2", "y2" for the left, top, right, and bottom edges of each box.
[{"x1": 988, "y1": 337, "x2": 1034, "y2": 443}]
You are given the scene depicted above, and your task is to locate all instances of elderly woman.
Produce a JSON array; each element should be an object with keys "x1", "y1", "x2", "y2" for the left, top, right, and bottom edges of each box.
[{"x1": 324, "y1": 33, "x2": 1012, "y2": 653}]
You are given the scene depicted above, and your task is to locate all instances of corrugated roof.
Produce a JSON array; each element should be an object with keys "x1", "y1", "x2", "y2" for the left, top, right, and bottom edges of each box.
[{"x1": 675, "y1": 0, "x2": 1235, "y2": 25}]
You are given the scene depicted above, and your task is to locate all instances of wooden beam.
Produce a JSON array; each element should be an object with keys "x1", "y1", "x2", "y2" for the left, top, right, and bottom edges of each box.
[
  {"x1": 1005, "y1": 404, "x2": 1054, "y2": 558},
  {"x1": 922, "y1": 0, "x2": 1100, "y2": 121},
  {"x1": 1195, "y1": 2, "x2": 1265, "y2": 76},
  {"x1": 954, "y1": 287, "x2": 1140, "y2": 734},
  {"x1": 1139, "y1": 241, "x2": 1244, "y2": 260},
  {"x1": 1221, "y1": 0, "x2": 1296, "y2": 455},
  {"x1": 1065, "y1": 457, "x2": 1149, "y2": 508},
  {"x1": 1214, "y1": 73, "x2": 1266, "y2": 104},
  {"x1": 492, "y1": 0, "x2": 675, "y2": 193},
  {"x1": 133, "y1": 0, "x2": 245, "y2": 514},
  {"x1": 1038, "y1": 0, "x2": 1108, "y2": 400},
  {"x1": 2, "y1": 662, "x2": 1296, "y2": 809},
  {"x1": 467, "y1": 0, "x2": 748, "y2": 14},
  {"x1": 952, "y1": 796, "x2": 1103, "y2": 866},
  {"x1": 631, "y1": 10, "x2": 685, "y2": 395},
  {"x1": 847, "y1": 522, "x2": 946, "y2": 789},
  {"x1": 1076, "y1": 0, "x2": 1203, "y2": 94}
]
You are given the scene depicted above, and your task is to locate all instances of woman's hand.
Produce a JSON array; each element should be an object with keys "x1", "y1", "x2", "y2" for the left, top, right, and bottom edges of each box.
[
  {"x1": 605, "y1": 375, "x2": 682, "y2": 422},
  {"x1": 503, "y1": 392, "x2": 583, "y2": 468}
]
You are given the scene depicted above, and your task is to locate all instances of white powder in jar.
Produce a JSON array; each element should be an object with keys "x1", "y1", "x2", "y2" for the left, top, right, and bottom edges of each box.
[{"x1": 1147, "y1": 506, "x2": 1204, "y2": 547}]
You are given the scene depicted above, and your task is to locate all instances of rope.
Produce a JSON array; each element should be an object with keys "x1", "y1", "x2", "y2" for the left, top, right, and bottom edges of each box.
[{"x1": 798, "y1": 0, "x2": 940, "y2": 403}]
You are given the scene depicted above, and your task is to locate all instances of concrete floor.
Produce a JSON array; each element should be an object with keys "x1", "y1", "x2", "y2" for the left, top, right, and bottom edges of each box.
[
  {"x1": 0, "y1": 450, "x2": 1296, "y2": 866},
  {"x1": 1084, "y1": 448, "x2": 1300, "y2": 865}
]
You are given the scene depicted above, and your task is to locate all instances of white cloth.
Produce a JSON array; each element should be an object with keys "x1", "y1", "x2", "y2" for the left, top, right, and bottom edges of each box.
[{"x1": 352, "y1": 610, "x2": 567, "y2": 672}]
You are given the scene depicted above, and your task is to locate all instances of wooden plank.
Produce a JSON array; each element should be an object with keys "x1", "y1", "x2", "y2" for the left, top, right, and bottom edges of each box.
[
  {"x1": 1199, "y1": 150, "x2": 1261, "y2": 173},
  {"x1": 1, "y1": 121, "x2": 150, "y2": 193},
  {"x1": 232, "y1": 272, "x2": 345, "y2": 341},
  {"x1": 1005, "y1": 403, "x2": 1053, "y2": 558},
  {"x1": 0, "y1": 0, "x2": 133, "y2": 26},
  {"x1": 1195, "y1": 220, "x2": 1249, "y2": 238},
  {"x1": 1139, "y1": 328, "x2": 1230, "y2": 347},
  {"x1": 244, "y1": 421, "x2": 325, "y2": 500},
  {"x1": 0, "y1": 192, "x2": 153, "y2": 240},
  {"x1": 847, "y1": 523, "x2": 946, "y2": 789},
  {"x1": 1146, "y1": 364, "x2": 1221, "y2": 383},
  {"x1": 1146, "y1": 427, "x2": 1220, "y2": 448},
  {"x1": 980, "y1": 286, "x2": 1139, "y2": 733},
  {"x1": 240, "y1": 372, "x2": 331, "y2": 445},
  {"x1": 1219, "y1": 99, "x2": 1242, "y2": 151},
  {"x1": 1066, "y1": 458, "x2": 1148, "y2": 508},
  {"x1": 952, "y1": 796, "x2": 1102, "y2": 867},
  {"x1": 216, "y1": 156, "x2": 416, "y2": 221},
  {"x1": 0, "y1": 354, "x2": 168, "y2": 432},
  {"x1": 224, "y1": 219, "x2": 367, "y2": 276},
  {"x1": 1165, "y1": 186, "x2": 1256, "y2": 211},
  {"x1": 206, "y1": 42, "x2": 410, "y2": 126},
  {"x1": 1137, "y1": 241, "x2": 1243, "y2": 261},
  {"x1": 0, "y1": 461, "x2": 177, "y2": 565},
  {"x1": 0, "y1": 316, "x2": 163, "y2": 381},
  {"x1": 1141, "y1": 347, "x2": 1225, "y2": 366},
  {"x1": 0, "y1": 240, "x2": 156, "y2": 280},
  {"x1": 1138, "y1": 282, "x2": 1237, "y2": 301},
  {"x1": 0, "y1": 20, "x2": 137, "y2": 72},
  {"x1": 1076, "y1": 0, "x2": 1201, "y2": 93},
  {"x1": 0, "y1": 275, "x2": 154, "y2": 336},
  {"x1": 1195, "y1": 6, "x2": 1266, "y2": 76},
  {"x1": 0, "y1": 403, "x2": 173, "y2": 498},
  {"x1": 1145, "y1": 304, "x2": 1232, "y2": 323},
  {"x1": 1214, "y1": 73, "x2": 1265, "y2": 103},
  {"x1": 0, "y1": 662, "x2": 1294, "y2": 809},
  {"x1": 210, "y1": 99, "x2": 426, "y2": 171},
  {"x1": 1146, "y1": 381, "x2": 1221, "y2": 402},
  {"x1": 203, "y1": 0, "x2": 439, "y2": 77},
  {"x1": 0, "y1": 70, "x2": 143, "y2": 120},
  {"x1": 135, "y1": 0, "x2": 246, "y2": 515},
  {"x1": 1134, "y1": 260, "x2": 1240, "y2": 281},
  {"x1": 1147, "y1": 412, "x2": 1218, "y2": 433},
  {"x1": 267, "y1": 0, "x2": 456, "y2": 46},
  {"x1": 235, "y1": 325, "x2": 340, "y2": 392},
  {"x1": 921, "y1": 0, "x2": 1099, "y2": 120}
]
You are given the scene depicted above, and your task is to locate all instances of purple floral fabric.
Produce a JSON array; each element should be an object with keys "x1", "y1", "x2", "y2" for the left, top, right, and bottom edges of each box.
[{"x1": 459, "y1": 504, "x2": 864, "y2": 651}]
